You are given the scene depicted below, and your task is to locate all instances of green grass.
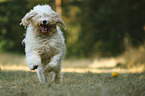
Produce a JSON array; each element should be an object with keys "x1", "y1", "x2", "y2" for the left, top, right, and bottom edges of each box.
[
  {"x1": 0, "y1": 71, "x2": 145, "y2": 96},
  {"x1": 0, "y1": 53, "x2": 145, "y2": 96}
]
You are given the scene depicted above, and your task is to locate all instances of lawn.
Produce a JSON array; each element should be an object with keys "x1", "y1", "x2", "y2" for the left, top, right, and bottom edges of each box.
[
  {"x1": 0, "y1": 53, "x2": 145, "y2": 96},
  {"x1": 0, "y1": 71, "x2": 145, "y2": 96}
]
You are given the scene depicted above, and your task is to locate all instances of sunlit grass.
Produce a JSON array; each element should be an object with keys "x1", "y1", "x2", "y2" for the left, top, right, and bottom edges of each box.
[
  {"x1": 122, "y1": 46, "x2": 145, "y2": 68},
  {"x1": 0, "y1": 53, "x2": 144, "y2": 73}
]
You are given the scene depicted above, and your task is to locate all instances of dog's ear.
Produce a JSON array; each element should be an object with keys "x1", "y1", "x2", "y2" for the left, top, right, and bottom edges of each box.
[
  {"x1": 20, "y1": 10, "x2": 37, "y2": 28},
  {"x1": 55, "y1": 15, "x2": 66, "y2": 30}
]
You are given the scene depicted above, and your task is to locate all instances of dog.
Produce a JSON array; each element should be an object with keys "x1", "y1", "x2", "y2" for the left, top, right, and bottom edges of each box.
[{"x1": 20, "y1": 5, "x2": 66, "y2": 83}]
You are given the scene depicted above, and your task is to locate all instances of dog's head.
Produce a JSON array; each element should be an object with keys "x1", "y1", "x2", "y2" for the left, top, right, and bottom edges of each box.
[{"x1": 20, "y1": 5, "x2": 66, "y2": 36}]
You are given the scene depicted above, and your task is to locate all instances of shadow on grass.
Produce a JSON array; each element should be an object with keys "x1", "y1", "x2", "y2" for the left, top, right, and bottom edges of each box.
[
  {"x1": 0, "y1": 70, "x2": 36, "y2": 82},
  {"x1": 0, "y1": 70, "x2": 145, "y2": 82}
]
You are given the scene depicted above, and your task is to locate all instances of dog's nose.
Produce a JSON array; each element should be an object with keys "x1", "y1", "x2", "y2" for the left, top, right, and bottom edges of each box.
[{"x1": 43, "y1": 20, "x2": 47, "y2": 24}]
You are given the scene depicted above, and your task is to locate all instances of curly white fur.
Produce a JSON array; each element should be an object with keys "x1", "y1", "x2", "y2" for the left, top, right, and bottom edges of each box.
[{"x1": 20, "y1": 5, "x2": 66, "y2": 83}]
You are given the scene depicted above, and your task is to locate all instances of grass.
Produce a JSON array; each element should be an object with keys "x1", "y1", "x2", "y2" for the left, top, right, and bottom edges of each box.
[
  {"x1": 0, "y1": 71, "x2": 145, "y2": 96},
  {"x1": 122, "y1": 46, "x2": 145, "y2": 68},
  {"x1": 0, "y1": 53, "x2": 145, "y2": 96}
]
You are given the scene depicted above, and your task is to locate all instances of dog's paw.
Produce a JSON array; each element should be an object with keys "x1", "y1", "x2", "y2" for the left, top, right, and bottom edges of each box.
[
  {"x1": 31, "y1": 65, "x2": 38, "y2": 70},
  {"x1": 45, "y1": 62, "x2": 57, "y2": 72},
  {"x1": 27, "y1": 63, "x2": 39, "y2": 70}
]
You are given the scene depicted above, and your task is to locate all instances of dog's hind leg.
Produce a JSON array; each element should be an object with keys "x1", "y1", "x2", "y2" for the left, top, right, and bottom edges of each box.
[{"x1": 52, "y1": 72, "x2": 63, "y2": 82}]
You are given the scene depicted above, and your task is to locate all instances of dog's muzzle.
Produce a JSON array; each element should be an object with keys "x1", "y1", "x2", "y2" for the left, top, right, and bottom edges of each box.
[
  {"x1": 40, "y1": 20, "x2": 49, "y2": 33},
  {"x1": 39, "y1": 20, "x2": 56, "y2": 35}
]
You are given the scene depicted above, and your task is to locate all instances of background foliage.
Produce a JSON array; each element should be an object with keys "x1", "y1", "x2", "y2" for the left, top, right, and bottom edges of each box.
[{"x1": 0, "y1": 0, "x2": 145, "y2": 58}]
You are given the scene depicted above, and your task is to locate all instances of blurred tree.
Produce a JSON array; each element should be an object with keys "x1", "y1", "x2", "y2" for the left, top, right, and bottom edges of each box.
[
  {"x1": 81, "y1": 0, "x2": 145, "y2": 57},
  {"x1": 63, "y1": 0, "x2": 145, "y2": 57},
  {"x1": 0, "y1": 0, "x2": 145, "y2": 58},
  {"x1": 0, "y1": 0, "x2": 27, "y2": 52},
  {"x1": 55, "y1": 0, "x2": 62, "y2": 16}
]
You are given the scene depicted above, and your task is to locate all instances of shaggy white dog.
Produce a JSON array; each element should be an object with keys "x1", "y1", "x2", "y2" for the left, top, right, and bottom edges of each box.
[{"x1": 20, "y1": 5, "x2": 66, "y2": 83}]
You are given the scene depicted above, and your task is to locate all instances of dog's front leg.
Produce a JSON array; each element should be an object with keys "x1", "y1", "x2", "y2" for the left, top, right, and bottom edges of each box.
[
  {"x1": 25, "y1": 51, "x2": 41, "y2": 70},
  {"x1": 37, "y1": 66, "x2": 47, "y2": 83}
]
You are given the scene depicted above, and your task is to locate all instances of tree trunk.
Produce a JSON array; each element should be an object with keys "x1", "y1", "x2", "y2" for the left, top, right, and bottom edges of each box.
[{"x1": 55, "y1": 0, "x2": 62, "y2": 17}]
